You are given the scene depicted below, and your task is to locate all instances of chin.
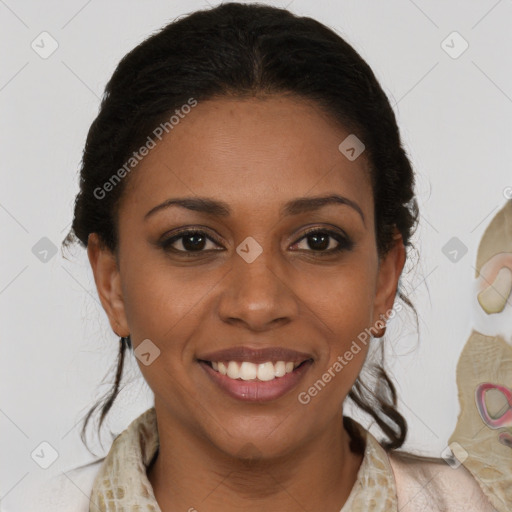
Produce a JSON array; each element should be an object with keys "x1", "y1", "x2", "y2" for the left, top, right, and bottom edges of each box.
[{"x1": 209, "y1": 422, "x2": 304, "y2": 462}]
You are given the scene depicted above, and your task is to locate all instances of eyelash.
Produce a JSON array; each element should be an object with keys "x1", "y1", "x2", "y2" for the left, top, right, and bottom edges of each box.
[{"x1": 158, "y1": 227, "x2": 353, "y2": 257}]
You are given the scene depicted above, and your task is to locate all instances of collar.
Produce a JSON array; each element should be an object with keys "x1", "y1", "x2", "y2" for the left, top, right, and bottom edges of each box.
[{"x1": 89, "y1": 407, "x2": 398, "y2": 511}]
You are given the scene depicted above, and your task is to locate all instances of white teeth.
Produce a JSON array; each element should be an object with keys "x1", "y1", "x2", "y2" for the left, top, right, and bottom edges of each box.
[
  {"x1": 239, "y1": 361, "x2": 257, "y2": 380},
  {"x1": 274, "y1": 361, "x2": 286, "y2": 377},
  {"x1": 227, "y1": 361, "x2": 239, "y2": 379},
  {"x1": 208, "y1": 360, "x2": 304, "y2": 381},
  {"x1": 218, "y1": 362, "x2": 227, "y2": 375},
  {"x1": 257, "y1": 362, "x2": 275, "y2": 381}
]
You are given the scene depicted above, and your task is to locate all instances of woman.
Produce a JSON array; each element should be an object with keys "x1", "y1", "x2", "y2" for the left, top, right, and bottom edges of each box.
[{"x1": 39, "y1": 3, "x2": 498, "y2": 511}]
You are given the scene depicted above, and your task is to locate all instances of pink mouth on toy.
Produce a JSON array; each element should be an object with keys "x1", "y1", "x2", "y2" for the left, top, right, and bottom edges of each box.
[{"x1": 475, "y1": 382, "x2": 512, "y2": 428}]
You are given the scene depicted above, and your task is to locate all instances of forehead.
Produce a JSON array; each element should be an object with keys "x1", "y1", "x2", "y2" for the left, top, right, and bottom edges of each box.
[{"x1": 121, "y1": 95, "x2": 373, "y2": 220}]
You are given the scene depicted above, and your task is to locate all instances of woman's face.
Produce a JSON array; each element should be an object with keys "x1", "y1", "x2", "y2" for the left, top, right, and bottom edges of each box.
[{"x1": 88, "y1": 95, "x2": 404, "y2": 458}]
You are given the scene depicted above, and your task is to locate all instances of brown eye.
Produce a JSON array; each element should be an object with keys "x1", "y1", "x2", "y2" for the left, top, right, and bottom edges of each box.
[
  {"x1": 292, "y1": 228, "x2": 353, "y2": 254},
  {"x1": 159, "y1": 229, "x2": 221, "y2": 253}
]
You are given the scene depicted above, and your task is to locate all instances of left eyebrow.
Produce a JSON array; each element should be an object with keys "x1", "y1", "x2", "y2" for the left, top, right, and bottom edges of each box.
[
  {"x1": 144, "y1": 194, "x2": 365, "y2": 226},
  {"x1": 281, "y1": 194, "x2": 365, "y2": 226}
]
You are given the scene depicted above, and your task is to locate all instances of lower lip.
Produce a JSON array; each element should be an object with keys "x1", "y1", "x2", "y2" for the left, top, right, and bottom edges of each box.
[{"x1": 198, "y1": 360, "x2": 313, "y2": 402}]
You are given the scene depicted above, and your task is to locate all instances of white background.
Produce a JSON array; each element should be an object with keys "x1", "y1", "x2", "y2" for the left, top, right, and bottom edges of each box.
[{"x1": 1, "y1": 0, "x2": 511, "y2": 509}]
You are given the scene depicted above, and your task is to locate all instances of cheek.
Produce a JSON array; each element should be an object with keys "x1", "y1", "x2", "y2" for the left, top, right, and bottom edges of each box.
[
  {"x1": 300, "y1": 286, "x2": 372, "y2": 412},
  {"x1": 120, "y1": 253, "x2": 209, "y2": 340},
  {"x1": 301, "y1": 262, "x2": 375, "y2": 380},
  {"x1": 303, "y1": 260, "x2": 376, "y2": 328},
  {"x1": 119, "y1": 258, "x2": 201, "y2": 407}
]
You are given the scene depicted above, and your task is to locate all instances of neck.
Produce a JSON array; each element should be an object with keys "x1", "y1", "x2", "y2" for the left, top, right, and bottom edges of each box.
[{"x1": 147, "y1": 404, "x2": 364, "y2": 512}]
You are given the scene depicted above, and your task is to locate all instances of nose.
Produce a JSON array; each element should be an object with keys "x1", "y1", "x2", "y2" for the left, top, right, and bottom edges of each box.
[{"x1": 216, "y1": 247, "x2": 299, "y2": 331}]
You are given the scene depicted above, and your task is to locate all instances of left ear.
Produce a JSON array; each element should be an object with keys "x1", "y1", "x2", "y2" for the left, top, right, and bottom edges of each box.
[{"x1": 372, "y1": 230, "x2": 406, "y2": 335}]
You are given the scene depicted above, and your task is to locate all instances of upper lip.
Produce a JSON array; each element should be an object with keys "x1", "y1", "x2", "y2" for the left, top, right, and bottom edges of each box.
[{"x1": 197, "y1": 346, "x2": 313, "y2": 365}]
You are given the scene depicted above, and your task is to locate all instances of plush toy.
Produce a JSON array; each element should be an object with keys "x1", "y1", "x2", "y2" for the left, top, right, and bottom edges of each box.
[{"x1": 449, "y1": 199, "x2": 512, "y2": 512}]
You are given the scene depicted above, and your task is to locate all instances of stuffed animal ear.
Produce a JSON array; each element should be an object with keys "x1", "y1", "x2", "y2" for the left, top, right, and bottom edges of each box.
[
  {"x1": 474, "y1": 201, "x2": 512, "y2": 315},
  {"x1": 477, "y1": 266, "x2": 512, "y2": 314},
  {"x1": 475, "y1": 200, "x2": 512, "y2": 280}
]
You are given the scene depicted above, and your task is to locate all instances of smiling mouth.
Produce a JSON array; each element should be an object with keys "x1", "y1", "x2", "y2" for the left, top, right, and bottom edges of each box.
[
  {"x1": 197, "y1": 357, "x2": 314, "y2": 402},
  {"x1": 198, "y1": 359, "x2": 313, "y2": 382}
]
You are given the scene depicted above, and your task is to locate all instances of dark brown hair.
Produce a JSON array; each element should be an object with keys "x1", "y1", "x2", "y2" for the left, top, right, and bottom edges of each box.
[{"x1": 62, "y1": 2, "x2": 419, "y2": 454}]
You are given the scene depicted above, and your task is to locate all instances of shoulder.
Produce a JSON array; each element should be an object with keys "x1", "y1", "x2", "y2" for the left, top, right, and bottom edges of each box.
[
  {"x1": 388, "y1": 450, "x2": 497, "y2": 512},
  {"x1": 22, "y1": 459, "x2": 104, "y2": 512}
]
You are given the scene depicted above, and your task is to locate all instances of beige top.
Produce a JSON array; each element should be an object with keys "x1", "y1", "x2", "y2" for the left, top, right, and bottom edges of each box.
[
  {"x1": 31, "y1": 407, "x2": 498, "y2": 511},
  {"x1": 79, "y1": 407, "x2": 498, "y2": 511}
]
